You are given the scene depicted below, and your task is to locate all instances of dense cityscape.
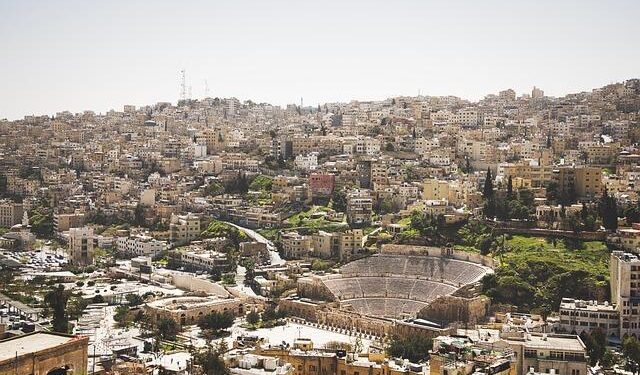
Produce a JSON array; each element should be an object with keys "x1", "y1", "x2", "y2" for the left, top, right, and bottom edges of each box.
[{"x1": 1, "y1": 78, "x2": 640, "y2": 374}]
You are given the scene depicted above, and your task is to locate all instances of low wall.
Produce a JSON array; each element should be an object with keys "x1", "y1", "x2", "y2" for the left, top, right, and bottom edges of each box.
[
  {"x1": 490, "y1": 226, "x2": 607, "y2": 241},
  {"x1": 171, "y1": 273, "x2": 230, "y2": 297},
  {"x1": 381, "y1": 244, "x2": 496, "y2": 269}
]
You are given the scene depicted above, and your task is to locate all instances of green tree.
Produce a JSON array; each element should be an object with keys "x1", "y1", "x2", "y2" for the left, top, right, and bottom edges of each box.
[
  {"x1": 601, "y1": 349, "x2": 616, "y2": 368},
  {"x1": 249, "y1": 175, "x2": 273, "y2": 191},
  {"x1": 194, "y1": 349, "x2": 229, "y2": 375},
  {"x1": 546, "y1": 181, "x2": 560, "y2": 203},
  {"x1": 581, "y1": 328, "x2": 606, "y2": 365},
  {"x1": 45, "y1": 284, "x2": 70, "y2": 333},
  {"x1": 198, "y1": 311, "x2": 235, "y2": 334},
  {"x1": 507, "y1": 176, "x2": 513, "y2": 198},
  {"x1": 114, "y1": 305, "x2": 132, "y2": 328},
  {"x1": 386, "y1": 335, "x2": 432, "y2": 363},
  {"x1": 126, "y1": 293, "x2": 144, "y2": 307},
  {"x1": 601, "y1": 190, "x2": 618, "y2": 231},
  {"x1": 246, "y1": 310, "x2": 260, "y2": 326},
  {"x1": 625, "y1": 203, "x2": 640, "y2": 225},
  {"x1": 311, "y1": 259, "x2": 330, "y2": 271},
  {"x1": 483, "y1": 168, "x2": 494, "y2": 199},
  {"x1": 331, "y1": 189, "x2": 348, "y2": 212},
  {"x1": 156, "y1": 317, "x2": 180, "y2": 341},
  {"x1": 624, "y1": 335, "x2": 640, "y2": 367},
  {"x1": 261, "y1": 306, "x2": 278, "y2": 322},
  {"x1": 134, "y1": 203, "x2": 145, "y2": 227}
]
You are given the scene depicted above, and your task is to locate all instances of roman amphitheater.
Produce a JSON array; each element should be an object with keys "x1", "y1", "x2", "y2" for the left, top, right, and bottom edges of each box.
[{"x1": 298, "y1": 245, "x2": 494, "y2": 321}]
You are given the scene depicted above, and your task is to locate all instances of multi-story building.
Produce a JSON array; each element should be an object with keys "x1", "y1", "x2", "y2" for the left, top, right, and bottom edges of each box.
[
  {"x1": 558, "y1": 298, "x2": 619, "y2": 337},
  {"x1": 532, "y1": 86, "x2": 545, "y2": 99},
  {"x1": 422, "y1": 179, "x2": 450, "y2": 201},
  {"x1": 116, "y1": 234, "x2": 167, "y2": 257},
  {"x1": 616, "y1": 224, "x2": 640, "y2": 253},
  {"x1": 281, "y1": 231, "x2": 312, "y2": 259},
  {"x1": 53, "y1": 212, "x2": 85, "y2": 233},
  {"x1": 346, "y1": 191, "x2": 373, "y2": 226},
  {"x1": 0, "y1": 200, "x2": 23, "y2": 228},
  {"x1": 610, "y1": 251, "x2": 640, "y2": 337},
  {"x1": 308, "y1": 173, "x2": 335, "y2": 199},
  {"x1": 68, "y1": 226, "x2": 94, "y2": 266},
  {"x1": 553, "y1": 166, "x2": 603, "y2": 200},
  {"x1": 169, "y1": 213, "x2": 201, "y2": 244},
  {"x1": 500, "y1": 331, "x2": 588, "y2": 375}
]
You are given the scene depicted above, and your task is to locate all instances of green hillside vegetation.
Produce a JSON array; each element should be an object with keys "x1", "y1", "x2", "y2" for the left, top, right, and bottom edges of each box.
[
  {"x1": 249, "y1": 174, "x2": 273, "y2": 191},
  {"x1": 481, "y1": 234, "x2": 609, "y2": 313},
  {"x1": 286, "y1": 206, "x2": 346, "y2": 231},
  {"x1": 201, "y1": 220, "x2": 248, "y2": 248}
]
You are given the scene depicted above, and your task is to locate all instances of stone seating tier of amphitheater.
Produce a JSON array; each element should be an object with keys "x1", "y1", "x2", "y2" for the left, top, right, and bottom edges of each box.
[
  {"x1": 341, "y1": 297, "x2": 430, "y2": 319},
  {"x1": 316, "y1": 253, "x2": 492, "y2": 318},
  {"x1": 323, "y1": 277, "x2": 457, "y2": 302},
  {"x1": 338, "y1": 254, "x2": 489, "y2": 286}
]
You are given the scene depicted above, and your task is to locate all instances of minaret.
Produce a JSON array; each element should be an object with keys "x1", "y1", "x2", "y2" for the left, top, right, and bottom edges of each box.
[{"x1": 22, "y1": 211, "x2": 29, "y2": 227}]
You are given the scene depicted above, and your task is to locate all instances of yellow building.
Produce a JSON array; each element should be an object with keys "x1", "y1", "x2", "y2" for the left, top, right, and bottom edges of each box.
[
  {"x1": 423, "y1": 179, "x2": 450, "y2": 201},
  {"x1": 553, "y1": 166, "x2": 603, "y2": 200}
]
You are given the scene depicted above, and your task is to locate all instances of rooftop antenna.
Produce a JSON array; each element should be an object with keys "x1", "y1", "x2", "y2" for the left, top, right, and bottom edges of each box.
[
  {"x1": 204, "y1": 80, "x2": 210, "y2": 98},
  {"x1": 179, "y1": 69, "x2": 187, "y2": 101},
  {"x1": 188, "y1": 85, "x2": 192, "y2": 100}
]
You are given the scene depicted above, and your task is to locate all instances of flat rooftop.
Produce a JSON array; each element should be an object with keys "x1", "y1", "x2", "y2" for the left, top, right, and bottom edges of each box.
[
  {"x1": 0, "y1": 332, "x2": 78, "y2": 362},
  {"x1": 502, "y1": 333, "x2": 586, "y2": 352}
]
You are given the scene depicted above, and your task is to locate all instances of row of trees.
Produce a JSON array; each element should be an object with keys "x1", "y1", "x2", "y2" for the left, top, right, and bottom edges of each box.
[
  {"x1": 483, "y1": 171, "x2": 534, "y2": 221},
  {"x1": 483, "y1": 169, "x2": 621, "y2": 232}
]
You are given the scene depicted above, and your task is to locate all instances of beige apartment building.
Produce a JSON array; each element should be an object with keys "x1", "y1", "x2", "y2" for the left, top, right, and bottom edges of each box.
[
  {"x1": 281, "y1": 231, "x2": 312, "y2": 259},
  {"x1": 499, "y1": 163, "x2": 554, "y2": 188},
  {"x1": 169, "y1": 213, "x2": 201, "y2": 244},
  {"x1": 610, "y1": 251, "x2": 640, "y2": 336},
  {"x1": 0, "y1": 200, "x2": 23, "y2": 228},
  {"x1": 54, "y1": 212, "x2": 85, "y2": 232},
  {"x1": 553, "y1": 166, "x2": 603, "y2": 200},
  {"x1": 68, "y1": 226, "x2": 94, "y2": 266},
  {"x1": 423, "y1": 179, "x2": 450, "y2": 201}
]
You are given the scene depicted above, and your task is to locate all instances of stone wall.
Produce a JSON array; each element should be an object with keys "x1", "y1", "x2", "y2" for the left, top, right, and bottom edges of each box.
[
  {"x1": 0, "y1": 335, "x2": 88, "y2": 375},
  {"x1": 297, "y1": 276, "x2": 337, "y2": 301},
  {"x1": 171, "y1": 273, "x2": 230, "y2": 297},
  {"x1": 417, "y1": 294, "x2": 490, "y2": 325}
]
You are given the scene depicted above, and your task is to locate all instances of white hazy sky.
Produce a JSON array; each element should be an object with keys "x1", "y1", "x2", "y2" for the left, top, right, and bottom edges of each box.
[{"x1": 1, "y1": 0, "x2": 639, "y2": 120}]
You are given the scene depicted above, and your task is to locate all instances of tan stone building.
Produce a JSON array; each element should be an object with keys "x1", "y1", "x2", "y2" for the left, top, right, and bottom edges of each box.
[
  {"x1": 68, "y1": 226, "x2": 94, "y2": 266},
  {"x1": 553, "y1": 166, "x2": 603, "y2": 200},
  {"x1": 281, "y1": 232, "x2": 312, "y2": 259},
  {"x1": 146, "y1": 295, "x2": 251, "y2": 328},
  {"x1": 53, "y1": 212, "x2": 85, "y2": 233},
  {"x1": 169, "y1": 212, "x2": 201, "y2": 244},
  {"x1": 0, "y1": 200, "x2": 23, "y2": 228},
  {"x1": 0, "y1": 332, "x2": 88, "y2": 375}
]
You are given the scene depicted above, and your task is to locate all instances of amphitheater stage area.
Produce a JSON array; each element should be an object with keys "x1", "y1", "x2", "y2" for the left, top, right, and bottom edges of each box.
[{"x1": 309, "y1": 251, "x2": 493, "y2": 320}]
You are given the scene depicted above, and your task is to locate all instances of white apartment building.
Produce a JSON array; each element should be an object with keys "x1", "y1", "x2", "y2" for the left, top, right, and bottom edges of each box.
[
  {"x1": 117, "y1": 234, "x2": 167, "y2": 257},
  {"x1": 294, "y1": 152, "x2": 318, "y2": 171},
  {"x1": 610, "y1": 251, "x2": 640, "y2": 337},
  {"x1": 452, "y1": 109, "x2": 479, "y2": 127}
]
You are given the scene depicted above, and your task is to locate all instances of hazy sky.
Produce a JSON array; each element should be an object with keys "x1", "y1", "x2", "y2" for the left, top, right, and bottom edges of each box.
[{"x1": 1, "y1": 0, "x2": 639, "y2": 120}]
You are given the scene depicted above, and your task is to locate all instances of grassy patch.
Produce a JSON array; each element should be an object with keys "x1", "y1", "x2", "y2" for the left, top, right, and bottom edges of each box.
[
  {"x1": 501, "y1": 235, "x2": 609, "y2": 278},
  {"x1": 483, "y1": 235, "x2": 610, "y2": 311}
]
